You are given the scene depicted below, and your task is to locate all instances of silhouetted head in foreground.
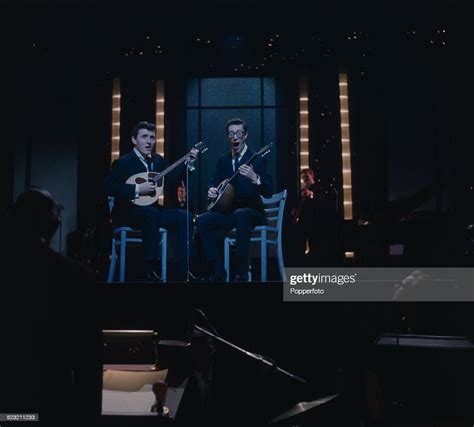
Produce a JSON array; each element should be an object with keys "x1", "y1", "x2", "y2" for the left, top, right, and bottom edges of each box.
[{"x1": 10, "y1": 187, "x2": 63, "y2": 246}]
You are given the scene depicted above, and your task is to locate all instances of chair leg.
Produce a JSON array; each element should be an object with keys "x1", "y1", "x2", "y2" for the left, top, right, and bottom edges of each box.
[
  {"x1": 224, "y1": 238, "x2": 230, "y2": 282},
  {"x1": 261, "y1": 230, "x2": 267, "y2": 282},
  {"x1": 107, "y1": 239, "x2": 117, "y2": 283},
  {"x1": 119, "y1": 231, "x2": 127, "y2": 283},
  {"x1": 277, "y1": 240, "x2": 286, "y2": 281},
  {"x1": 161, "y1": 230, "x2": 167, "y2": 282}
]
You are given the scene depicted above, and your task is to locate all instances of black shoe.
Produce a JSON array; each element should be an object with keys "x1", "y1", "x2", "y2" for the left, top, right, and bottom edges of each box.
[
  {"x1": 144, "y1": 271, "x2": 163, "y2": 282},
  {"x1": 233, "y1": 274, "x2": 249, "y2": 282}
]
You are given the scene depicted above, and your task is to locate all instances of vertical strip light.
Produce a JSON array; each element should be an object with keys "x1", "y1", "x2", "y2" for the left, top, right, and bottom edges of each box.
[
  {"x1": 299, "y1": 75, "x2": 310, "y2": 188},
  {"x1": 299, "y1": 75, "x2": 311, "y2": 254},
  {"x1": 155, "y1": 81, "x2": 165, "y2": 156},
  {"x1": 155, "y1": 81, "x2": 165, "y2": 205},
  {"x1": 338, "y1": 73, "x2": 353, "y2": 220},
  {"x1": 111, "y1": 78, "x2": 121, "y2": 165}
]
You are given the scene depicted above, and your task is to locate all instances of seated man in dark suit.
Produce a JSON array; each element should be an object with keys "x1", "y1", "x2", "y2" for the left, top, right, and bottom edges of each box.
[
  {"x1": 196, "y1": 118, "x2": 273, "y2": 282},
  {"x1": 104, "y1": 121, "x2": 198, "y2": 281}
]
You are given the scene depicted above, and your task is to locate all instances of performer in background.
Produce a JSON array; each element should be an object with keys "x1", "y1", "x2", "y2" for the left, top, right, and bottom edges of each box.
[
  {"x1": 292, "y1": 168, "x2": 338, "y2": 265},
  {"x1": 197, "y1": 118, "x2": 273, "y2": 282},
  {"x1": 292, "y1": 168, "x2": 318, "y2": 259},
  {"x1": 168, "y1": 181, "x2": 187, "y2": 210},
  {"x1": 104, "y1": 121, "x2": 198, "y2": 281}
]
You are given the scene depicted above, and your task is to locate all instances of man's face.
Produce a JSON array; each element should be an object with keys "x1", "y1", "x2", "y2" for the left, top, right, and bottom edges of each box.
[
  {"x1": 177, "y1": 187, "x2": 186, "y2": 200},
  {"x1": 301, "y1": 171, "x2": 315, "y2": 186},
  {"x1": 132, "y1": 128, "x2": 156, "y2": 157},
  {"x1": 227, "y1": 124, "x2": 247, "y2": 156}
]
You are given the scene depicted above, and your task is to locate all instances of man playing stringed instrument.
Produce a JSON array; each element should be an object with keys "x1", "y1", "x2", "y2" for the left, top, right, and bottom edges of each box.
[
  {"x1": 197, "y1": 118, "x2": 273, "y2": 282},
  {"x1": 104, "y1": 121, "x2": 199, "y2": 281}
]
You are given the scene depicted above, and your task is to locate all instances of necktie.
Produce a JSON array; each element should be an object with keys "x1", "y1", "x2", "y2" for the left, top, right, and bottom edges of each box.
[
  {"x1": 233, "y1": 155, "x2": 240, "y2": 172},
  {"x1": 146, "y1": 156, "x2": 153, "y2": 172}
]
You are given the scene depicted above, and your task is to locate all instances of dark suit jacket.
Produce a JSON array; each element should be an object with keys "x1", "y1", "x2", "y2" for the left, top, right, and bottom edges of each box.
[
  {"x1": 209, "y1": 147, "x2": 273, "y2": 215},
  {"x1": 103, "y1": 150, "x2": 184, "y2": 221}
]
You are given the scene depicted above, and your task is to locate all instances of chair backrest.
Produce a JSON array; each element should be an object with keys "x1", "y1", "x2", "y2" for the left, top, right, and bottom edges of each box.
[{"x1": 261, "y1": 189, "x2": 287, "y2": 232}]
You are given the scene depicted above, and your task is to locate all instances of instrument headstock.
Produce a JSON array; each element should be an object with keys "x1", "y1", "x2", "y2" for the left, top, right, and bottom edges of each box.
[
  {"x1": 257, "y1": 142, "x2": 273, "y2": 157},
  {"x1": 192, "y1": 141, "x2": 208, "y2": 153}
]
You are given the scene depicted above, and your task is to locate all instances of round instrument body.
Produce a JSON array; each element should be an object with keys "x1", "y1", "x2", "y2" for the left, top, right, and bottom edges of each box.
[
  {"x1": 207, "y1": 180, "x2": 235, "y2": 213},
  {"x1": 126, "y1": 172, "x2": 164, "y2": 206}
]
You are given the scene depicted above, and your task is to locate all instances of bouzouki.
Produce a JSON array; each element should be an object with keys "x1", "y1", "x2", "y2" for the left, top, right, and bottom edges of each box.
[
  {"x1": 207, "y1": 143, "x2": 272, "y2": 213},
  {"x1": 127, "y1": 141, "x2": 208, "y2": 206}
]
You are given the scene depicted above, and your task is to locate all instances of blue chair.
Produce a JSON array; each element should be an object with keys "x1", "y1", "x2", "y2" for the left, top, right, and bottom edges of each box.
[
  {"x1": 224, "y1": 189, "x2": 287, "y2": 282},
  {"x1": 107, "y1": 197, "x2": 167, "y2": 283}
]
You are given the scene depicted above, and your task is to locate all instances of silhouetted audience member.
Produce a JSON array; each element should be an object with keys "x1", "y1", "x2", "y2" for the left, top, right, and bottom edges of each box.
[
  {"x1": 0, "y1": 188, "x2": 101, "y2": 426},
  {"x1": 392, "y1": 270, "x2": 470, "y2": 302}
]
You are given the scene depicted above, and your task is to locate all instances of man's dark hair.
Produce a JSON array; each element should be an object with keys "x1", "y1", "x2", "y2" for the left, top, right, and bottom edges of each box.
[
  {"x1": 132, "y1": 121, "x2": 156, "y2": 139},
  {"x1": 225, "y1": 118, "x2": 247, "y2": 134},
  {"x1": 301, "y1": 168, "x2": 314, "y2": 177}
]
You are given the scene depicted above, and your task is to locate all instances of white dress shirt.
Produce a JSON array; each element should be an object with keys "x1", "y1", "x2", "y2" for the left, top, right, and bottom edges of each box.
[{"x1": 133, "y1": 148, "x2": 153, "y2": 198}]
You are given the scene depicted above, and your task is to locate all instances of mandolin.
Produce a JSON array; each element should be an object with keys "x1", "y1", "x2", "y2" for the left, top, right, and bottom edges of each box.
[
  {"x1": 127, "y1": 141, "x2": 207, "y2": 206},
  {"x1": 207, "y1": 143, "x2": 272, "y2": 213}
]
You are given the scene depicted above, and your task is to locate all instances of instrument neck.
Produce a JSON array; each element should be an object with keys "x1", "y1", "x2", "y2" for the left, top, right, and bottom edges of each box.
[
  {"x1": 227, "y1": 151, "x2": 259, "y2": 183},
  {"x1": 153, "y1": 154, "x2": 189, "y2": 182}
]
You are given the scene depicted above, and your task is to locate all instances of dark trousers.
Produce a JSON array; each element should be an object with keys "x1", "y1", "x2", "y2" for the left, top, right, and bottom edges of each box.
[
  {"x1": 196, "y1": 208, "x2": 263, "y2": 277},
  {"x1": 118, "y1": 206, "x2": 193, "y2": 278}
]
